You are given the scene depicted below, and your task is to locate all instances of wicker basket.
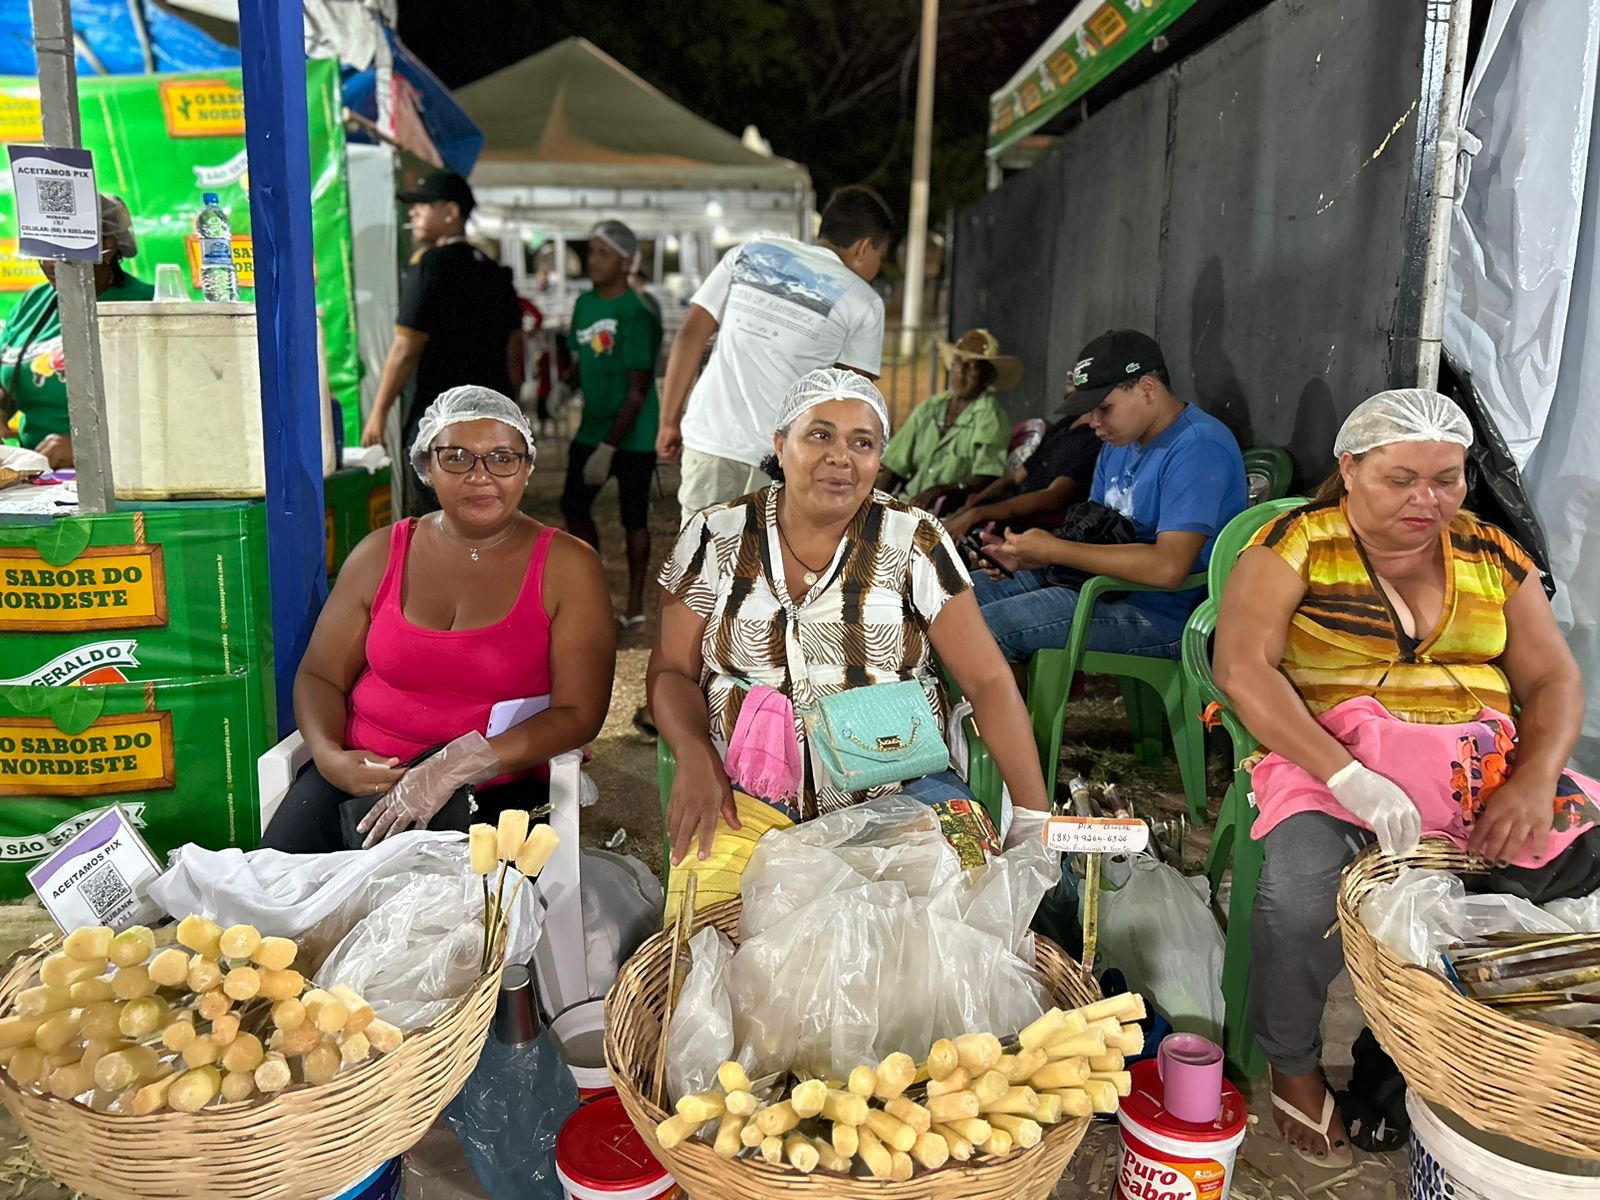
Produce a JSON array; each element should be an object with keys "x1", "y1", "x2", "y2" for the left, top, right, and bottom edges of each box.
[
  {"x1": 605, "y1": 899, "x2": 1099, "y2": 1200},
  {"x1": 0, "y1": 935, "x2": 504, "y2": 1199},
  {"x1": 1339, "y1": 839, "x2": 1600, "y2": 1160}
]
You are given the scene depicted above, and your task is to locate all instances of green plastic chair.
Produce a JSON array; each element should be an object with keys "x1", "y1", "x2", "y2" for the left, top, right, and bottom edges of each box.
[
  {"x1": 1182, "y1": 496, "x2": 1306, "y2": 1080},
  {"x1": 655, "y1": 715, "x2": 1005, "y2": 889},
  {"x1": 1243, "y1": 446, "x2": 1295, "y2": 504},
  {"x1": 1025, "y1": 571, "x2": 1210, "y2": 824}
]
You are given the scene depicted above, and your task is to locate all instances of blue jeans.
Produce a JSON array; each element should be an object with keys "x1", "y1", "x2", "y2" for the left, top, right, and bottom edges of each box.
[
  {"x1": 899, "y1": 769, "x2": 976, "y2": 804},
  {"x1": 973, "y1": 570, "x2": 1186, "y2": 663}
]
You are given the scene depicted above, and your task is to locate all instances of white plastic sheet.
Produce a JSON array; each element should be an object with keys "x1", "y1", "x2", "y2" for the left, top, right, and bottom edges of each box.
[
  {"x1": 1444, "y1": 0, "x2": 1600, "y2": 774},
  {"x1": 1359, "y1": 867, "x2": 1570, "y2": 967}
]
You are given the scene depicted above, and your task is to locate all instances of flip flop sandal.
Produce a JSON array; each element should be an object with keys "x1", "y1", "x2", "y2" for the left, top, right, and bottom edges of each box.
[
  {"x1": 1271, "y1": 1088, "x2": 1355, "y2": 1170},
  {"x1": 616, "y1": 614, "x2": 647, "y2": 632},
  {"x1": 632, "y1": 705, "x2": 658, "y2": 739},
  {"x1": 1339, "y1": 1081, "x2": 1409, "y2": 1153}
]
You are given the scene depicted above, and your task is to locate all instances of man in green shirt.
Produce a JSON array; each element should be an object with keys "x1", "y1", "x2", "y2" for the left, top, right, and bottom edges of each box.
[
  {"x1": 0, "y1": 193, "x2": 153, "y2": 468},
  {"x1": 876, "y1": 328, "x2": 1020, "y2": 511},
  {"x1": 561, "y1": 219, "x2": 662, "y2": 630}
]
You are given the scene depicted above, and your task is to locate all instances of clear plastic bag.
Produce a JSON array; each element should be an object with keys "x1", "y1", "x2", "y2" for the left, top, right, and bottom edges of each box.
[
  {"x1": 665, "y1": 926, "x2": 742, "y2": 1105},
  {"x1": 577, "y1": 849, "x2": 663, "y2": 999},
  {"x1": 444, "y1": 1030, "x2": 578, "y2": 1199},
  {"x1": 1359, "y1": 867, "x2": 1572, "y2": 967},
  {"x1": 149, "y1": 833, "x2": 541, "y2": 1027},
  {"x1": 1097, "y1": 855, "x2": 1225, "y2": 1042},
  {"x1": 705, "y1": 795, "x2": 1055, "y2": 1082}
]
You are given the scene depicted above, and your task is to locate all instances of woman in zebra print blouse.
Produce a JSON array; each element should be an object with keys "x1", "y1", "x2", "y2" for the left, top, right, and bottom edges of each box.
[{"x1": 650, "y1": 368, "x2": 1049, "y2": 867}]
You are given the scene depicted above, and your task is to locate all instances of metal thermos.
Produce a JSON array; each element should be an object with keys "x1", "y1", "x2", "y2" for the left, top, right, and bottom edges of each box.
[{"x1": 493, "y1": 963, "x2": 540, "y2": 1046}]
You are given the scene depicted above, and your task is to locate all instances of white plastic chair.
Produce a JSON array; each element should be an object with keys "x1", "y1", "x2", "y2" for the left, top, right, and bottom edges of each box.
[{"x1": 256, "y1": 730, "x2": 309, "y2": 833}]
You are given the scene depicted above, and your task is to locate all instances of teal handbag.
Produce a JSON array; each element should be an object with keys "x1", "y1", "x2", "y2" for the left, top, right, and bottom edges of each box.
[{"x1": 801, "y1": 679, "x2": 950, "y2": 793}]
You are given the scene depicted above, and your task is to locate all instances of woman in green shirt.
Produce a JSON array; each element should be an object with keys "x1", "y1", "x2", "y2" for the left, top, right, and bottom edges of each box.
[
  {"x1": 0, "y1": 193, "x2": 153, "y2": 468},
  {"x1": 876, "y1": 328, "x2": 1021, "y2": 511}
]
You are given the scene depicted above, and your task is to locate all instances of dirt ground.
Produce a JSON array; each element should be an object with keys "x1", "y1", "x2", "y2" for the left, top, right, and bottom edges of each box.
[{"x1": 0, "y1": 428, "x2": 1407, "y2": 1197}]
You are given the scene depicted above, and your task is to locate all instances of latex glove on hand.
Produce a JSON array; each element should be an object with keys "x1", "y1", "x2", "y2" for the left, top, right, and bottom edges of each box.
[
  {"x1": 1327, "y1": 760, "x2": 1421, "y2": 855},
  {"x1": 582, "y1": 443, "x2": 616, "y2": 487},
  {"x1": 358, "y1": 731, "x2": 501, "y2": 848},
  {"x1": 1003, "y1": 806, "x2": 1051, "y2": 853}
]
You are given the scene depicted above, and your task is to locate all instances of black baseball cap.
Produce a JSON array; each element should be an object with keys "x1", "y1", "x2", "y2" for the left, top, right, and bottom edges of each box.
[
  {"x1": 398, "y1": 171, "x2": 475, "y2": 217},
  {"x1": 1061, "y1": 329, "x2": 1167, "y2": 416}
]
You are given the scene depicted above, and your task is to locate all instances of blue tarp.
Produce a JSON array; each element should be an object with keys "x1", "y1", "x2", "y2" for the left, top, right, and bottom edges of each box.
[
  {"x1": 0, "y1": 0, "x2": 238, "y2": 75},
  {"x1": 342, "y1": 28, "x2": 482, "y2": 175}
]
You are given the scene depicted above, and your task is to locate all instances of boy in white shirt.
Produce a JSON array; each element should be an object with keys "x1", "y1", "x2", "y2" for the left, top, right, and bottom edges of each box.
[{"x1": 656, "y1": 186, "x2": 893, "y2": 525}]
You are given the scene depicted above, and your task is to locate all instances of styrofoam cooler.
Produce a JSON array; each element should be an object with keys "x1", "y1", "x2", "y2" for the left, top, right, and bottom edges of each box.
[{"x1": 97, "y1": 300, "x2": 336, "y2": 499}]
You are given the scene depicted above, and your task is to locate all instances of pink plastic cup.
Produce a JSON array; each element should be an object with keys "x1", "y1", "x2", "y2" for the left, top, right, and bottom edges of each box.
[{"x1": 1156, "y1": 1033, "x2": 1224, "y2": 1125}]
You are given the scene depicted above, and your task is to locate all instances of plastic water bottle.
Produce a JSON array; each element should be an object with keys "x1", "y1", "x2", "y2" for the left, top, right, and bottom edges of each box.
[{"x1": 194, "y1": 192, "x2": 238, "y2": 302}]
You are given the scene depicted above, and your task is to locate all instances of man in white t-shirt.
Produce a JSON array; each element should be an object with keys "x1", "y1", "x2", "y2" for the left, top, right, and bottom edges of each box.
[{"x1": 656, "y1": 186, "x2": 894, "y2": 525}]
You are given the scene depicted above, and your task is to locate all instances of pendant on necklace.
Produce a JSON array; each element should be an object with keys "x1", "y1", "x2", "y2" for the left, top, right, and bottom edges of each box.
[
  {"x1": 469, "y1": 548, "x2": 480, "y2": 562},
  {"x1": 802, "y1": 570, "x2": 818, "y2": 586}
]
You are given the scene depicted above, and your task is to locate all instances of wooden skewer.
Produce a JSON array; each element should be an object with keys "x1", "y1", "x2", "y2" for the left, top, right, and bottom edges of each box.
[{"x1": 653, "y1": 875, "x2": 698, "y2": 1108}]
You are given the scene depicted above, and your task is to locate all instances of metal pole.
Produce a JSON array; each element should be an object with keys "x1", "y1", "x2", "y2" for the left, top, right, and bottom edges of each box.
[
  {"x1": 238, "y1": 0, "x2": 328, "y2": 735},
  {"x1": 29, "y1": 0, "x2": 116, "y2": 513},
  {"x1": 1416, "y1": 0, "x2": 1472, "y2": 391},
  {"x1": 898, "y1": 0, "x2": 939, "y2": 360}
]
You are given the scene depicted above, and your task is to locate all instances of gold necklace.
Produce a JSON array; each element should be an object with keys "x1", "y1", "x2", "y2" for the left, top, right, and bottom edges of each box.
[{"x1": 433, "y1": 512, "x2": 516, "y2": 562}]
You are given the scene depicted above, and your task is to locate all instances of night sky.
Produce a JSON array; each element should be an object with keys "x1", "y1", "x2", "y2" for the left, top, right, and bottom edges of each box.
[{"x1": 395, "y1": 0, "x2": 1065, "y2": 227}]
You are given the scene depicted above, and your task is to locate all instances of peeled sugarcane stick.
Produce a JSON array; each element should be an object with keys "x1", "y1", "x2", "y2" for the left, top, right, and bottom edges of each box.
[
  {"x1": 717, "y1": 1060, "x2": 752, "y2": 1094},
  {"x1": 64, "y1": 925, "x2": 113, "y2": 962},
  {"x1": 926, "y1": 1067, "x2": 970, "y2": 1098},
  {"x1": 40, "y1": 953, "x2": 104, "y2": 989},
  {"x1": 753, "y1": 1100, "x2": 801, "y2": 1137},
  {"x1": 863, "y1": 1108, "x2": 917, "y2": 1152},
  {"x1": 713, "y1": 1113, "x2": 745, "y2": 1158},
  {"x1": 1088, "y1": 1052, "x2": 1124, "y2": 1073},
  {"x1": 655, "y1": 1112, "x2": 706, "y2": 1150},
  {"x1": 366, "y1": 1019, "x2": 403, "y2": 1055},
  {"x1": 980, "y1": 1127, "x2": 1015, "y2": 1157},
  {"x1": 934, "y1": 1123, "x2": 974, "y2": 1161},
  {"x1": 130, "y1": 1071, "x2": 177, "y2": 1115},
  {"x1": 982, "y1": 1086, "x2": 1039, "y2": 1116},
  {"x1": 1043, "y1": 1031, "x2": 1106, "y2": 1061},
  {"x1": 890, "y1": 1150, "x2": 914, "y2": 1181},
  {"x1": 855, "y1": 1123, "x2": 894, "y2": 1179},
  {"x1": 810, "y1": 1135, "x2": 852, "y2": 1173},
  {"x1": 758, "y1": 1135, "x2": 784, "y2": 1165},
  {"x1": 789, "y1": 1078, "x2": 827, "y2": 1118},
  {"x1": 254, "y1": 1053, "x2": 291, "y2": 1094},
  {"x1": 1112, "y1": 1024, "x2": 1145, "y2": 1055},
  {"x1": 873, "y1": 1052, "x2": 917, "y2": 1100},
  {"x1": 725, "y1": 1090, "x2": 759, "y2": 1117},
  {"x1": 925, "y1": 1037, "x2": 959, "y2": 1081},
  {"x1": 1080, "y1": 1078, "x2": 1120, "y2": 1113},
  {"x1": 783, "y1": 1132, "x2": 819, "y2": 1173},
  {"x1": 1039, "y1": 1087, "x2": 1094, "y2": 1118},
  {"x1": 820, "y1": 1088, "x2": 868, "y2": 1126},
  {"x1": 847, "y1": 1065, "x2": 877, "y2": 1097},
  {"x1": 972, "y1": 1069, "x2": 1010, "y2": 1107},
  {"x1": 988, "y1": 1113, "x2": 1042, "y2": 1148},
  {"x1": 1031, "y1": 1092, "x2": 1066, "y2": 1124},
  {"x1": 740, "y1": 1120, "x2": 767, "y2": 1150},
  {"x1": 675, "y1": 1091, "x2": 726, "y2": 1124},
  {"x1": 955, "y1": 1033, "x2": 1001, "y2": 1073},
  {"x1": 885, "y1": 1095, "x2": 931, "y2": 1133},
  {"x1": 831, "y1": 1120, "x2": 859, "y2": 1159},
  {"x1": 999, "y1": 1046, "x2": 1049, "y2": 1085},
  {"x1": 925, "y1": 1090, "x2": 981, "y2": 1125},
  {"x1": 1074, "y1": 993, "x2": 1147, "y2": 1025},
  {"x1": 910, "y1": 1129, "x2": 950, "y2": 1170},
  {"x1": 1029, "y1": 1057, "x2": 1089, "y2": 1089},
  {"x1": 942, "y1": 1116, "x2": 992, "y2": 1146},
  {"x1": 1089, "y1": 1070, "x2": 1132, "y2": 1098}
]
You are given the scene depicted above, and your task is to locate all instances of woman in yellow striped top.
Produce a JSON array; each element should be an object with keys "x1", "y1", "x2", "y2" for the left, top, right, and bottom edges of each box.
[{"x1": 1213, "y1": 389, "x2": 1587, "y2": 1169}]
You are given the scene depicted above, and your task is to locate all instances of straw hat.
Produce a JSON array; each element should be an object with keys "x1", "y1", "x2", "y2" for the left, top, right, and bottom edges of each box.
[{"x1": 938, "y1": 328, "x2": 1024, "y2": 392}]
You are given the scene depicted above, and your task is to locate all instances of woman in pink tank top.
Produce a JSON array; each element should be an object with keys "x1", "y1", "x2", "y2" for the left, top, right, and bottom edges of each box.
[{"x1": 262, "y1": 388, "x2": 616, "y2": 853}]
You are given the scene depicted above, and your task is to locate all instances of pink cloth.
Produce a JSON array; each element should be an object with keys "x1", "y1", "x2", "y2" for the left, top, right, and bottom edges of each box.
[
  {"x1": 347, "y1": 519, "x2": 555, "y2": 781},
  {"x1": 1251, "y1": 696, "x2": 1598, "y2": 868},
  {"x1": 725, "y1": 684, "x2": 802, "y2": 807}
]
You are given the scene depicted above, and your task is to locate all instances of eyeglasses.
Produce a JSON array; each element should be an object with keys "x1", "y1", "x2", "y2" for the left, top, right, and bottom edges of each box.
[{"x1": 431, "y1": 446, "x2": 530, "y2": 477}]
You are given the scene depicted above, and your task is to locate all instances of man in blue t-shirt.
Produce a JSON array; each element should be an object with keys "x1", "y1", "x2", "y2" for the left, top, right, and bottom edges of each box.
[{"x1": 973, "y1": 329, "x2": 1247, "y2": 661}]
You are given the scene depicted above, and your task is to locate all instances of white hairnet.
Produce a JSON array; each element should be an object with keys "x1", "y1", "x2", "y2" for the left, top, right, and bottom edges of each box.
[
  {"x1": 99, "y1": 194, "x2": 137, "y2": 259},
  {"x1": 775, "y1": 367, "x2": 891, "y2": 441},
  {"x1": 1333, "y1": 388, "x2": 1474, "y2": 459},
  {"x1": 409, "y1": 386, "x2": 536, "y2": 484}
]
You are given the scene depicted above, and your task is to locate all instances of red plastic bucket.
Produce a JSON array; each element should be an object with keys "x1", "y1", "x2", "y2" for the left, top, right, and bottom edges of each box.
[
  {"x1": 555, "y1": 1094, "x2": 682, "y2": 1200},
  {"x1": 1116, "y1": 1059, "x2": 1249, "y2": 1200}
]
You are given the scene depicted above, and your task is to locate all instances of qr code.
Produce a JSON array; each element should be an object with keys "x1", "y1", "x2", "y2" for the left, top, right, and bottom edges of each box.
[
  {"x1": 35, "y1": 179, "x2": 76, "y2": 217},
  {"x1": 79, "y1": 861, "x2": 132, "y2": 923}
]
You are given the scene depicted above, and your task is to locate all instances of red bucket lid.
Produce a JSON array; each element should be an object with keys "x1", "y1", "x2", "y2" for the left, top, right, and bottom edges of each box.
[
  {"x1": 556, "y1": 1095, "x2": 672, "y2": 1191},
  {"x1": 1122, "y1": 1059, "x2": 1249, "y2": 1143}
]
